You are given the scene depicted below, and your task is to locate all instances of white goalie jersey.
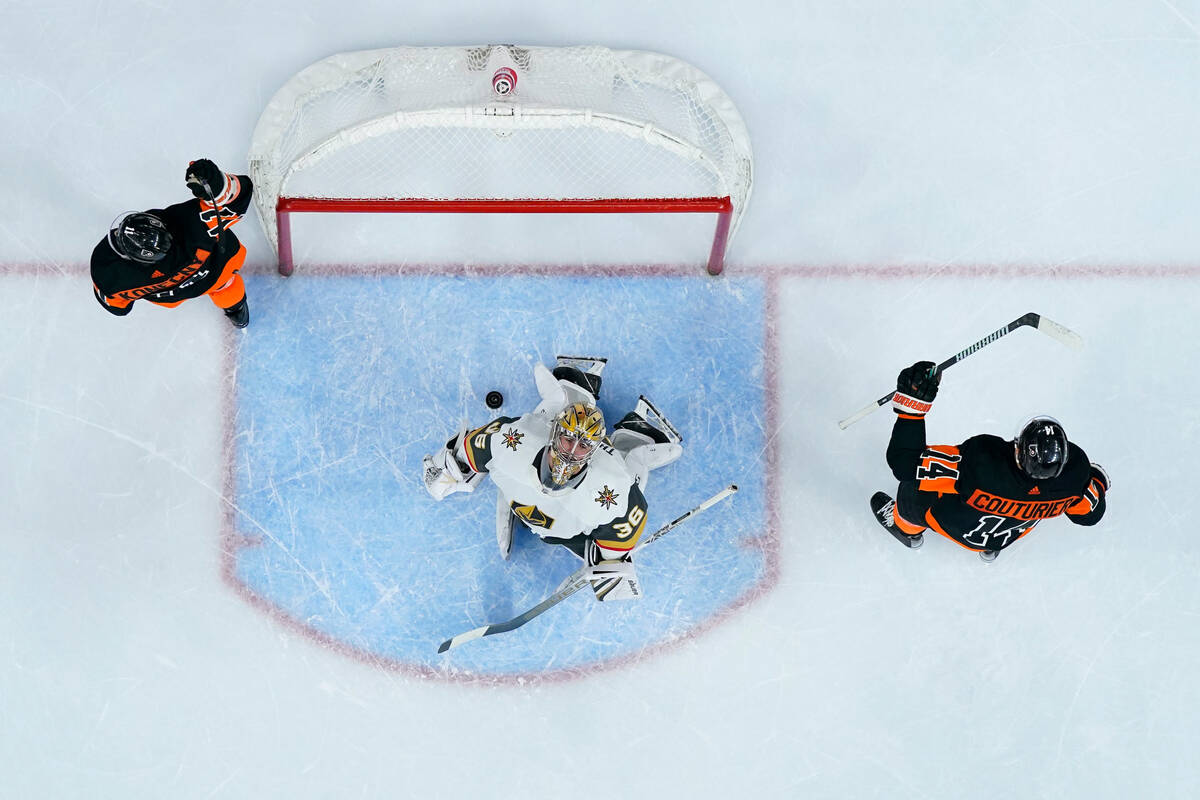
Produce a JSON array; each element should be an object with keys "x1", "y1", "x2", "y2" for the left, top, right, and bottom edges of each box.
[
  {"x1": 422, "y1": 362, "x2": 683, "y2": 566},
  {"x1": 458, "y1": 411, "x2": 650, "y2": 558}
]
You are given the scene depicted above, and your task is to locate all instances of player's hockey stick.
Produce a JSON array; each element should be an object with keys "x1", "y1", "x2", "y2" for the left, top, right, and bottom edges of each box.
[
  {"x1": 436, "y1": 483, "x2": 739, "y2": 653},
  {"x1": 186, "y1": 173, "x2": 228, "y2": 254},
  {"x1": 837, "y1": 312, "x2": 1082, "y2": 430}
]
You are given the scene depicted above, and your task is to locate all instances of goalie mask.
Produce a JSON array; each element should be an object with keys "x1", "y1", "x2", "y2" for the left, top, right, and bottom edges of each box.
[
  {"x1": 108, "y1": 211, "x2": 172, "y2": 264},
  {"x1": 542, "y1": 402, "x2": 605, "y2": 487},
  {"x1": 1014, "y1": 416, "x2": 1069, "y2": 480}
]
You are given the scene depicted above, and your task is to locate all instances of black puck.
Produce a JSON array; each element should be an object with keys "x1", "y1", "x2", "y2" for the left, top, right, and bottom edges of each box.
[{"x1": 485, "y1": 390, "x2": 504, "y2": 409}]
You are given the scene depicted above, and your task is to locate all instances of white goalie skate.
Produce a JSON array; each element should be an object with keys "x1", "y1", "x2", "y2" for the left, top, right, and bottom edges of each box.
[
  {"x1": 612, "y1": 395, "x2": 683, "y2": 482},
  {"x1": 551, "y1": 355, "x2": 607, "y2": 403},
  {"x1": 630, "y1": 395, "x2": 682, "y2": 444},
  {"x1": 554, "y1": 355, "x2": 608, "y2": 374}
]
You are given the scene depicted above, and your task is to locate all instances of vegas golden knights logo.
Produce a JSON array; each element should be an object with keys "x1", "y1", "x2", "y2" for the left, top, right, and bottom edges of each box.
[
  {"x1": 511, "y1": 501, "x2": 554, "y2": 529},
  {"x1": 595, "y1": 485, "x2": 620, "y2": 509}
]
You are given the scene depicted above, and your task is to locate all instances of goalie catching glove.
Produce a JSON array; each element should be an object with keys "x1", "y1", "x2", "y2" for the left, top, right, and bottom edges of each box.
[
  {"x1": 422, "y1": 429, "x2": 483, "y2": 500},
  {"x1": 892, "y1": 360, "x2": 940, "y2": 417},
  {"x1": 583, "y1": 540, "x2": 641, "y2": 602}
]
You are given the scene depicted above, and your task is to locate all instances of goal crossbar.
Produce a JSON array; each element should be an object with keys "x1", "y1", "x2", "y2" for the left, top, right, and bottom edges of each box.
[{"x1": 274, "y1": 195, "x2": 735, "y2": 276}]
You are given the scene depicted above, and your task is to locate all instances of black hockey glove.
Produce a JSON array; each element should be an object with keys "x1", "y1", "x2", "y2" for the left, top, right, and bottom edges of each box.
[
  {"x1": 185, "y1": 158, "x2": 225, "y2": 200},
  {"x1": 1088, "y1": 462, "x2": 1110, "y2": 492},
  {"x1": 891, "y1": 360, "x2": 940, "y2": 416}
]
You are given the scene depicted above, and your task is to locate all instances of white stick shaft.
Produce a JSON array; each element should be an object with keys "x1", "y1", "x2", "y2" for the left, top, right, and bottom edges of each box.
[
  {"x1": 637, "y1": 484, "x2": 738, "y2": 551},
  {"x1": 838, "y1": 311, "x2": 1083, "y2": 430},
  {"x1": 437, "y1": 484, "x2": 738, "y2": 653},
  {"x1": 837, "y1": 400, "x2": 882, "y2": 430}
]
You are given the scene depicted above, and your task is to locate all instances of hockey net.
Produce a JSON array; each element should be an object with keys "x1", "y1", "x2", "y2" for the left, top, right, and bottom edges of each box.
[{"x1": 248, "y1": 44, "x2": 753, "y2": 275}]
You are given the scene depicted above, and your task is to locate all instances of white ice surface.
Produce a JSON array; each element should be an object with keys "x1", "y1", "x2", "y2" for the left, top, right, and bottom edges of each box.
[{"x1": 2, "y1": 2, "x2": 1199, "y2": 798}]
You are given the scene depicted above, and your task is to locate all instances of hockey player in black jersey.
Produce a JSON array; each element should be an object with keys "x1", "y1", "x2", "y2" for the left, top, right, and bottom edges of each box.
[
  {"x1": 91, "y1": 159, "x2": 253, "y2": 328},
  {"x1": 872, "y1": 361, "x2": 1109, "y2": 562}
]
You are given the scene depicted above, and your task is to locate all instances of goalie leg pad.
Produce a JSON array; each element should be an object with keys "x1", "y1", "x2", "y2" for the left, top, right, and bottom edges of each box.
[
  {"x1": 495, "y1": 493, "x2": 517, "y2": 560},
  {"x1": 617, "y1": 442, "x2": 684, "y2": 489},
  {"x1": 612, "y1": 396, "x2": 683, "y2": 484},
  {"x1": 583, "y1": 539, "x2": 641, "y2": 601},
  {"x1": 554, "y1": 355, "x2": 607, "y2": 401},
  {"x1": 584, "y1": 557, "x2": 641, "y2": 602},
  {"x1": 533, "y1": 362, "x2": 568, "y2": 411},
  {"x1": 533, "y1": 358, "x2": 608, "y2": 413},
  {"x1": 552, "y1": 365, "x2": 602, "y2": 401}
]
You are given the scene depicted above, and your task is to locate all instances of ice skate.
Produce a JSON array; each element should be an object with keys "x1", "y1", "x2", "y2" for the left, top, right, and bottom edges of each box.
[
  {"x1": 614, "y1": 395, "x2": 682, "y2": 445},
  {"x1": 224, "y1": 297, "x2": 249, "y2": 329},
  {"x1": 870, "y1": 491, "x2": 922, "y2": 549},
  {"x1": 552, "y1": 355, "x2": 606, "y2": 399},
  {"x1": 554, "y1": 355, "x2": 607, "y2": 375}
]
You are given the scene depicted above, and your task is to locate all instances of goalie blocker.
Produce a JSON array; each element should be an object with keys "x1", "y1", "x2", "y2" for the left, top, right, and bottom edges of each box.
[{"x1": 421, "y1": 356, "x2": 682, "y2": 601}]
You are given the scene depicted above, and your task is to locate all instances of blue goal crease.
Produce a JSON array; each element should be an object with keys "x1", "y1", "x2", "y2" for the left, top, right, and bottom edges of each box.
[{"x1": 229, "y1": 273, "x2": 770, "y2": 676}]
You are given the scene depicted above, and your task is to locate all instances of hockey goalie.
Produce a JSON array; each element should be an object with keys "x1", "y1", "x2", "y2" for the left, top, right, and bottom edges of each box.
[{"x1": 421, "y1": 357, "x2": 683, "y2": 601}]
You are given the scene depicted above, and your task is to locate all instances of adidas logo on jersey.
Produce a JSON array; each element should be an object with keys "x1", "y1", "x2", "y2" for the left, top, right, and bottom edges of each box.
[{"x1": 1028, "y1": 486, "x2": 1040, "y2": 495}]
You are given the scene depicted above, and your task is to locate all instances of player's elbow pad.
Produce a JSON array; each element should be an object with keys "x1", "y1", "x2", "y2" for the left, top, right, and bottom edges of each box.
[
  {"x1": 1068, "y1": 473, "x2": 1108, "y2": 526},
  {"x1": 886, "y1": 450, "x2": 920, "y2": 482},
  {"x1": 94, "y1": 288, "x2": 131, "y2": 316},
  {"x1": 1069, "y1": 497, "x2": 1106, "y2": 526}
]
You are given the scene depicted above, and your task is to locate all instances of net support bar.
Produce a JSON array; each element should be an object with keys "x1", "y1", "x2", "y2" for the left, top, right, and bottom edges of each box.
[{"x1": 275, "y1": 196, "x2": 735, "y2": 277}]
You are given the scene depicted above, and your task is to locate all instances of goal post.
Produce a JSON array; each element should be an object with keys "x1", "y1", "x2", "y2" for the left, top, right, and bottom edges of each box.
[{"x1": 248, "y1": 45, "x2": 753, "y2": 276}]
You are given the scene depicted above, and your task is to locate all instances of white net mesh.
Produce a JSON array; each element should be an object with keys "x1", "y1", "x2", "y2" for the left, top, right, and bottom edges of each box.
[{"x1": 249, "y1": 45, "x2": 753, "y2": 256}]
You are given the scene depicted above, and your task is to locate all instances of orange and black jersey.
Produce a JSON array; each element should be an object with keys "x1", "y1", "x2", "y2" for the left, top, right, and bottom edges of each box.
[
  {"x1": 91, "y1": 174, "x2": 253, "y2": 314},
  {"x1": 886, "y1": 415, "x2": 1107, "y2": 551}
]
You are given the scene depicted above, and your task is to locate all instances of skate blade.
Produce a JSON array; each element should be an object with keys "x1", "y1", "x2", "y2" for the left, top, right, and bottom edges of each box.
[
  {"x1": 634, "y1": 395, "x2": 682, "y2": 444},
  {"x1": 556, "y1": 355, "x2": 608, "y2": 375}
]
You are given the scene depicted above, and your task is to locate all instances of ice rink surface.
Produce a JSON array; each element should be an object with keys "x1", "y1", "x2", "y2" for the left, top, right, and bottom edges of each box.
[
  {"x1": 2, "y1": 1, "x2": 1199, "y2": 798},
  {"x1": 232, "y1": 272, "x2": 769, "y2": 678}
]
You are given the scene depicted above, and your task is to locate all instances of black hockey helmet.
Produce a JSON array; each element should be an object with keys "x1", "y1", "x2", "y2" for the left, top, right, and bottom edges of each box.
[
  {"x1": 1014, "y1": 416, "x2": 1069, "y2": 480},
  {"x1": 108, "y1": 211, "x2": 172, "y2": 263}
]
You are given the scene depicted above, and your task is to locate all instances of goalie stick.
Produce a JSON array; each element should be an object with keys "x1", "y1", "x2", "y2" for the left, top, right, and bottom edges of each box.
[
  {"x1": 837, "y1": 312, "x2": 1083, "y2": 430},
  {"x1": 436, "y1": 483, "x2": 739, "y2": 653}
]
